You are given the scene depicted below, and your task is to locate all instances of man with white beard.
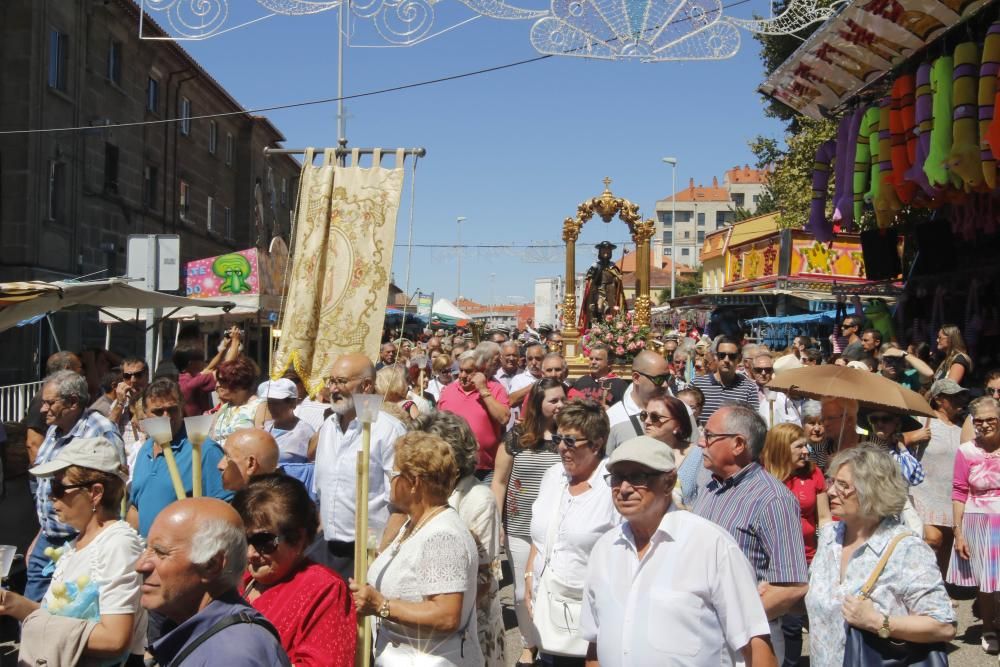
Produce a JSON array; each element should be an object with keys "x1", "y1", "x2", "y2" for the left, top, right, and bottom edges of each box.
[{"x1": 306, "y1": 352, "x2": 406, "y2": 581}]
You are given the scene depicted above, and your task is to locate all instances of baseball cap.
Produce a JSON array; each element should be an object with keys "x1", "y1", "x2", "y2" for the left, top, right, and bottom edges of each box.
[
  {"x1": 607, "y1": 435, "x2": 677, "y2": 473},
  {"x1": 257, "y1": 378, "x2": 298, "y2": 400},
  {"x1": 30, "y1": 437, "x2": 127, "y2": 481},
  {"x1": 928, "y1": 379, "x2": 968, "y2": 399}
]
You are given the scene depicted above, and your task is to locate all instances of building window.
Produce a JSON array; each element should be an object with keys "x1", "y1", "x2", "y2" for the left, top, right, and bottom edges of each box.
[
  {"x1": 143, "y1": 165, "x2": 158, "y2": 209},
  {"x1": 48, "y1": 29, "x2": 69, "y2": 91},
  {"x1": 208, "y1": 121, "x2": 218, "y2": 154},
  {"x1": 281, "y1": 178, "x2": 288, "y2": 206},
  {"x1": 107, "y1": 40, "x2": 123, "y2": 85},
  {"x1": 698, "y1": 231, "x2": 705, "y2": 243},
  {"x1": 179, "y1": 97, "x2": 192, "y2": 136},
  {"x1": 716, "y1": 210, "x2": 734, "y2": 228},
  {"x1": 752, "y1": 194, "x2": 760, "y2": 204},
  {"x1": 225, "y1": 133, "x2": 234, "y2": 165},
  {"x1": 662, "y1": 231, "x2": 673, "y2": 244},
  {"x1": 104, "y1": 143, "x2": 119, "y2": 194},
  {"x1": 697, "y1": 212, "x2": 705, "y2": 226},
  {"x1": 146, "y1": 77, "x2": 159, "y2": 113},
  {"x1": 683, "y1": 231, "x2": 691, "y2": 239},
  {"x1": 731, "y1": 192, "x2": 745, "y2": 208},
  {"x1": 681, "y1": 248, "x2": 690, "y2": 256},
  {"x1": 675, "y1": 210, "x2": 692, "y2": 223},
  {"x1": 224, "y1": 207, "x2": 233, "y2": 239},
  {"x1": 207, "y1": 195, "x2": 215, "y2": 232},
  {"x1": 664, "y1": 247, "x2": 672, "y2": 256},
  {"x1": 179, "y1": 180, "x2": 190, "y2": 220},
  {"x1": 48, "y1": 161, "x2": 67, "y2": 221}
]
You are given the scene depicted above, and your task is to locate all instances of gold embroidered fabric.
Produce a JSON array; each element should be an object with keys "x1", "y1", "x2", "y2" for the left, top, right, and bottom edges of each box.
[{"x1": 272, "y1": 148, "x2": 404, "y2": 394}]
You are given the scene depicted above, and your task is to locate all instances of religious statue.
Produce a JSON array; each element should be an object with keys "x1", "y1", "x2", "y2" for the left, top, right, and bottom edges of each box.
[{"x1": 578, "y1": 241, "x2": 625, "y2": 330}]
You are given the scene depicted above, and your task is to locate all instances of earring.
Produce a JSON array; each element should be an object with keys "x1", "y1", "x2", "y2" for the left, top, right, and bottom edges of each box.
[{"x1": 91, "y1": 506, "x2": 97, "y2": 514}]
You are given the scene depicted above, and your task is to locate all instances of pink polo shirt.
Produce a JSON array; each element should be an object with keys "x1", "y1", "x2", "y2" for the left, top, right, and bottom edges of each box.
[{"x1": 438, "y1": 379, "x2": 510, "y2": 471}]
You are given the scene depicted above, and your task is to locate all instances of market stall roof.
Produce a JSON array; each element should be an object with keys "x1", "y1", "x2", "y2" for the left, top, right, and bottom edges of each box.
[
  {"x1": 0, "y1": 279, "x2": 234, "y2": 332},
  {"x1": 99, "y1": 294, "x2": 275, "y2": 323},
  {"x1": 432, "y1": 298, "x2": 471, "y2": 321},
  {"x1": 747, "y1": 310, "x2": 838, "y2": 325},
  {"x1": 759, "y1": 0, "x2": 992, "y2": 119}
]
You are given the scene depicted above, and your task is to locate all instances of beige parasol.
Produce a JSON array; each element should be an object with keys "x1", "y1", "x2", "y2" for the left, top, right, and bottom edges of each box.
[{"x1": 766, "y1": 365, "x2": 934, "y2": 418}]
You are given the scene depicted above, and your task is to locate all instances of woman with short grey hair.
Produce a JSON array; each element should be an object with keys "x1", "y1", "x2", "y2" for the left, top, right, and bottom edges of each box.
[
  {"x1": 409, "y1": 411, "x2": 505, "y2": 666},
  {"x1": 805, "y1": 445, "x2": 956, "y2": 667}
]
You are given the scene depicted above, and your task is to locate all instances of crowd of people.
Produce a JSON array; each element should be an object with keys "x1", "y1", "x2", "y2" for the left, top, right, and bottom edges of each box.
[{"x1": 0, "y1": 312, "x2": 998, "y2": 667}]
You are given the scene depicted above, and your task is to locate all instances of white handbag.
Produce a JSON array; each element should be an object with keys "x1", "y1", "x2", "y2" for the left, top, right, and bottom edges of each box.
[{"x1": 532, "y1": 485, "x2": 588, "y2": 657}]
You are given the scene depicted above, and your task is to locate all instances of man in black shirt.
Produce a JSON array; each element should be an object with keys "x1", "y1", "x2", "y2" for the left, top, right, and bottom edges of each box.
[{"x1": 573, "y1": 344, "x2": 627, "y2": 407}]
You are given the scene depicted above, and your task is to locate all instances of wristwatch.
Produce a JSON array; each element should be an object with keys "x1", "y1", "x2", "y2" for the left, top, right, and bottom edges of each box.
[
  {"x1": 378, "y1": 598, "x2": 391, "y2": 619},
  {"x1": 877, "y1": 614, "x2": 891, "y2": 639}
]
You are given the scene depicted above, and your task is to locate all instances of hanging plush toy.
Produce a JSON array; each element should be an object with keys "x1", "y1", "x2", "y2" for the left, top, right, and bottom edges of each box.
[
  {"x1": 808, "y1": 140, "x2": 837, "y2": 241},
  {"x1": 906, "y1": 62, "x2": 937, "y2": 198},
  {"x1": 978, "y1": 22, "x2": 1000, "y2": 189},
  {"x1": 890, "y1": 74, "x2": 917, "y2": 203},
  {"x1": 865, "y1": 106, "x2": 884, "y2": 205},
  {"x1": 876, "y1": 97, "x2": 903, "y2": 227},
  {"x1": 854, "y1": 106, "x2": 880, "y2": 222},
  {"x1": 946, "y1": 42, "x2": 982, "y2": 192},
  {"x1": 925, "y1": 55, "x2": 954, "y2": 188},
  {"x1": 833, "y1": 108, "x2": 865, "y2": 231}
]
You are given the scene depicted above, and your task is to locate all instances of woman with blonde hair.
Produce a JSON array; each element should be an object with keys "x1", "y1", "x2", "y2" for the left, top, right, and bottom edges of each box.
[
  {"x1": 351, "y1": 431, "x2": 483, "y2": 666},
  {"x1": 934, "y1": 324, "x2": 972, "y2": 386},
  {"x1": 376, "y1": 365, "x2": 420, "y2": 424}
]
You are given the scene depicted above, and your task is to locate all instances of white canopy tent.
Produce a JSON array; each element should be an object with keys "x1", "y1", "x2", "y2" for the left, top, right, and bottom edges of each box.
[{"x1": 431, "y1": 298, "x2": 471, "y2": 321}]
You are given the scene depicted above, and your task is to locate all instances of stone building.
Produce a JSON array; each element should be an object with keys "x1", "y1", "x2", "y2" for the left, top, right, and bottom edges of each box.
[{"x1": 0, "y1": 0, "x2": 300, "y2": 383}]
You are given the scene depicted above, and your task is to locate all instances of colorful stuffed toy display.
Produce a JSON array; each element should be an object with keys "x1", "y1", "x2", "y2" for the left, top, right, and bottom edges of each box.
[
  {"x1": 833, "y1": 108, "x2": 864, "y2": 230},
  {"x1": 978, "y1": 22, "x2": 1000, "y2": 188},
  {"x1": 876, "y1": 97, "x2": 903, "y2": 227},
  {"x1": 809, "y1": 139, "x2": 837, "y2": 241},
  {"x1": 890, "y1": 74, "x2": 917, "y2": 203},
  {"x1": 946, "y1": 42, "x2": 982, "y2": 192},
  {"x1": 925, "y1": 56, "x2": 955, "y2": 188},
  {"x1": 906, "y1": 62, "x2": 936, "y2": 198},
  {"x1": 854, "y1": 106, "x2": 880, "y2": 222}
]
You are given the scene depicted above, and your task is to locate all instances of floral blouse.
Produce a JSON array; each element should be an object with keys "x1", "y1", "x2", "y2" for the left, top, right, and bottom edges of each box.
[
  {"x1": 804, "y1": 520, "x2": 955, "y2": 667},
  {"x1": 210, "y1": 396, "x2": 262, "y2": 445}
]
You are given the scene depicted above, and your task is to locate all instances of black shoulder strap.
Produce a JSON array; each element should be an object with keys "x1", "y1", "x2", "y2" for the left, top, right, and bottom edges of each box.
[
  {"x1": 628, "y1": 412, "x2": 644, "y2": 436},
  {"x1": 168, "y1": 611, "x2": 281, "y2": 667}
]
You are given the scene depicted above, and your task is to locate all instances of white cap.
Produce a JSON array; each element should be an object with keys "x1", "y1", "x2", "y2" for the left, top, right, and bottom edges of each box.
[
  {"x1": 30, "y1": 437, "x2": 127, "y2": 481},
  {"x1": 257, "y1": 378, "x2": 298, "y2": 400}
]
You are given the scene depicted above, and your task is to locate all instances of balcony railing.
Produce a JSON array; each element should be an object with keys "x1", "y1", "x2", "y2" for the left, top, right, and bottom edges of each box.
[{"x1": 0, "y1": 381, "x2": 42, "y2": 424}]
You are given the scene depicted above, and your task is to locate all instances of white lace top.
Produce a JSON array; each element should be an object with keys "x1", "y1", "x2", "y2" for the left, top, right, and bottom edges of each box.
[{"x1": 368, "y1": 508, "x2": 483, "y2": 667}]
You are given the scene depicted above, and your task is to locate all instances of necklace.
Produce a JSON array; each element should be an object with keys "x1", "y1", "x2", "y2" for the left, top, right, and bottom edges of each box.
[{"x1": 391, "y1": 505, "x2": 447, "y2": 555}]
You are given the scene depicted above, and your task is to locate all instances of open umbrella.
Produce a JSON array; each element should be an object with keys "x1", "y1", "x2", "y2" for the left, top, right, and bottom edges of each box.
[{"x1": 766, "y1": 365, "x2": 934, "y2": 418}]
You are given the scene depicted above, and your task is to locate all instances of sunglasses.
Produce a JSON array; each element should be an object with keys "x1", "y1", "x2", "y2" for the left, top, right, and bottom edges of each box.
[
  {"x1": 987, "y1": 387, "x2": 1000, "y2": 396},
  {"x1": 49, "y1": 480, "x2": 92, "y2": 500},
  {"x1": 604, "y1": 471, "x2": 663, "y2": 488},
  {"x1": 753, "y1": 367, "x2": 774, "y2": 374},
  {"x1": 635, "y1": 371, "x2": 670, "y2": 387},
  {"x1": 551, "y1": 433, "x2": 589, "y2": 449},
  {"x1": 246, "y1": 532, "x2": 283, "y2": 555},
  {"x1": 147, "y1": 404, "x2": 180, "y2": 417},
  {"x1": 841, "y1": 323, "x2": 857, "y2": 329},
  {"x1": 868, "y1": 414, "x2": 896, "y2": 424},
  {"x1": 716, "y1": 352, "x2": 739, "y2": 361},
  {"x1": 639, "y1": 411, "x2": 671, "y2": 425},
  {"x1": 122, "y1": 370, "x2": 147, "y2": 380}
]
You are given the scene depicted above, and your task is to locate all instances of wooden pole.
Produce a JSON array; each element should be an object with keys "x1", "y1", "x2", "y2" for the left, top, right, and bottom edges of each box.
[{"x1": 354, "y1": 423, "x2": 373, "y2": 667}]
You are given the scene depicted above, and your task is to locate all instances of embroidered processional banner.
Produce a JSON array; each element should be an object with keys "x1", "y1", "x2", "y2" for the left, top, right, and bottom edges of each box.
[{"x1": 272, "y1": 148, "x2": 404, "y2": 394}]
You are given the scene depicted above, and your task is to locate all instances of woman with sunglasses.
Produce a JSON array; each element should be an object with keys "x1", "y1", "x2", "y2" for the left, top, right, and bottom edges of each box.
[
  {"x1": 948, "y1": 396, "x2": 1000, "y2": 655},
  {"x1": 0, "y1": 437, "x2": 146, "y2": 665},
  {"x1": 234, "y1": 473, "x2": 355, "y2": 667},
  {"x1": 491, "y1": 378, "x2": 565, "y2": 666},
  {"x1": 351, "y1": 431, "x2": 483, "y2": 666},
  {"x1": 426, "y1": 354, "x2": 455, "y2": 403},
  {"x1": 526, "y1": 400, "x2": 620, "y2": 666},
  {"x1": 638, "y1": 395, "x2": 698, "y2": 507},
  {"x1": 210, "y1": 356, "x2": 266, "y2": 445}
]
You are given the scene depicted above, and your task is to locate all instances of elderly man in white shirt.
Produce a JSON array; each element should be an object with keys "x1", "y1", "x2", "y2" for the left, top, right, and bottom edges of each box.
[
  {"x1": 580, "y1": 435, "x2": 776, "y2": 667},
  {"x1": 750, "y1": 352, "x2": 801, "y2": 428},
  {"x1": 307, "y1": 352, "x2": 406, "y2": 582}
]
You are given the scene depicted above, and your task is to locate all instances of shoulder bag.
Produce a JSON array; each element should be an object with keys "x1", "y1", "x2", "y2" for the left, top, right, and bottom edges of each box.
[
  {"x1": 532, "y1": 483, "x2": 588, "y2": 657},
  {"x1": 842, "y1": 533, "x2": 949, "y2": 666}
]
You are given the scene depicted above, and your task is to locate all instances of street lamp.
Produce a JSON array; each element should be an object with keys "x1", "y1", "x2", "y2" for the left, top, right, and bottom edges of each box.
[
  {"x1": 456, "y1": 216, "x2": 467, "y2": 301},
  {"x1": 662, "y1": 157, "x2": 678, "y2": 300}
]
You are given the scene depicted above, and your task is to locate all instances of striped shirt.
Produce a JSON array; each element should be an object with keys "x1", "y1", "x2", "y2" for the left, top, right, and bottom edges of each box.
[
  {"x1": 502, "y1": 428, "x2": 561, "y2": 541},
  {"x1": 693, "y1": 462, "x2": 808, "y2": 584},
  {"x1": 691, "y1": 372, "x2": 760, "y2": 425},
  {"x1": 35, "y1": 410, "x2": 126, "y2": 538}
]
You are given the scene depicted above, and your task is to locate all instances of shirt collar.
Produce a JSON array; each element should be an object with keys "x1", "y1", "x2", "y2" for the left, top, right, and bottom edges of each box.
[
  {"x1": 149, "y1": 591, "x2": 251, "y2": 662},
  {"x1": 854, "y1": 518, "x2": 903, "y2": 556},
  {"x1": 707, "y1": 462, "x2": 758, "y2": 492},
  {"x1": 616, "y1": 505, "x2": 681, "y2": 554}
]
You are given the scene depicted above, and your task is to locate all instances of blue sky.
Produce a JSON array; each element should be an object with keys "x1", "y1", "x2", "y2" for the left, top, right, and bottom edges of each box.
[{"x1": 172, "y1": 2, "x2": 787, "y2": 307}]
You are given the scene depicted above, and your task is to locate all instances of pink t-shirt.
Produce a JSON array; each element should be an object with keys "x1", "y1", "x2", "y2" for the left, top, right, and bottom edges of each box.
[
  {"x1": 438, "y1": 379, "x2": 509, "y2": 471},
  {"x1": 784, "y1": 466, "x2": 826, "y2": 563},
  {"x1": 178, "y1": 371, "x2": 216, "y2": 417},
  {"x1": 952, "y1": 441, "x2": 1000, "y2": 514}
]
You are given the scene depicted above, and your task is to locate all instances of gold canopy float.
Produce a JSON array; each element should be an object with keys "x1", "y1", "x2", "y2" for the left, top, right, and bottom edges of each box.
[{"x1": 561, "y1": 178, "x2": 655, "y2": 360}]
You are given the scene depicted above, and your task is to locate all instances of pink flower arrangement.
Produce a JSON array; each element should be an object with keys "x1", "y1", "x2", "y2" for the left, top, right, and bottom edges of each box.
[{"x1": 581, "y1": 311, "x2": 651, "y2": 363}]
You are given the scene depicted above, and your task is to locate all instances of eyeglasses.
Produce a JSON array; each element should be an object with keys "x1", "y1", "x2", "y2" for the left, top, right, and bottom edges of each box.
[
  {"x1": 122, "y1": 370, "x2": 147, "y2": 380},
  {"x1": 147, "y1": 404, "x2": 180, "y2": 417},
  {"x1": 841, "y1": 323, "x2": 857, "y2": 329},
  {"x1": 635, "y1": 371, "x2": 670, "y2": 387},
  {"x1": 753, "y1": 367, "x2": 774, "y2": 375},
  {"x1": 868, "y1": 414, "x2": 896, "y2": 424},
  {"x1": 326, "y1": 377, "x2": 357, "y2": 387},
  {"x1": 639, "y1": 411, "x2": 671, "y2": 425},
  {"x1": 701, "y1": 430, "x2": 738, "y2": 446},
  {"x1": 973, "y1": 417, "x2": 999, "y2": 429},
  {"x1": 246, "y1": 532, "x2": 283, "y2": 555},
  {"x1": 551, "y1": 433, "x2": 589, "y2": 449},
  {"x1": 716, "y1": 351, "x2": 739, "y2": 361},
  {"x1": 49, "y1": 480, "x2": 92, "y2": 500},
  {"x1": 389, "y1": 470, "x2": 409, "y2": 482},
  {"x1": 825, "y1": 477, "x2": 856, "y2": 496},
  {"x1": 987, "y1": 387, "x2": 1000, "y2": 396},
  {"x1": 604, "y1": 471, "x2": 664, "y2": 488},
  {"x1": 39, "y1": 398, "x2": 65, "y2": 408}
]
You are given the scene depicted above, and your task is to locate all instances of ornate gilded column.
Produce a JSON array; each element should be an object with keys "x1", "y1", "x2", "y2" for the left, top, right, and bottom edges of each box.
[
  {"x1": 632, "y1": 218, "x2": 655, "y2": 328},
  {"x1": 561, "y1": 216, "x2": 582, "y2": 358}
]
